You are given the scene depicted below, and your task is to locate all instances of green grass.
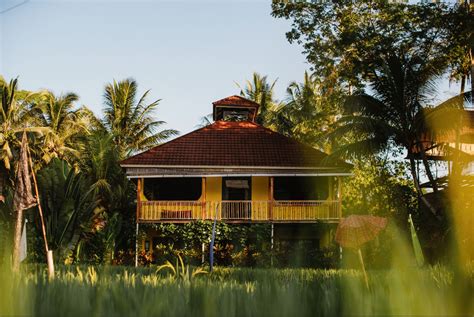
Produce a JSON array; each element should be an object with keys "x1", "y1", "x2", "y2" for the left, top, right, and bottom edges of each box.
[{"x1": 0, "y1": 264, "x2": 473, "y2": 316}]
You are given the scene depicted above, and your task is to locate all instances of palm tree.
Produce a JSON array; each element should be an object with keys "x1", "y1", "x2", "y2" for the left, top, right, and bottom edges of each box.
[
  {"x1": 328, "y1": 54, "x2": 444, "y2": 216},
  {"x1": 277, "y1": 71, "x2": 337, "y2": 149},
  {"x1": 102, "y1": 78, "x2": 178, "y2": 159},
  {"x1": 35, "y1": 158, "x2": 97, "y2": 262},
  {"x1": 237, "y1": 73, "x2": 279, "y2": 127},
  {"x1": 77, "y1": 130, "x2": 135, "y2": 263},
  {"x1": 33, "y1": 91, "x2": 92, "y2": 164},
  {"x1": 196, "y1": 113, "x2": 213, "y2": 128},
  {"x1": 0, "y1": 77, "x2": 38, "y2": 170}
]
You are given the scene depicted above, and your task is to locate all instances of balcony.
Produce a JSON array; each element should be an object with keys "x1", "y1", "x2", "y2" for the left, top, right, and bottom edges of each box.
[{"x1": 138, "y1": 200, "x2": 341, "y2": 223}]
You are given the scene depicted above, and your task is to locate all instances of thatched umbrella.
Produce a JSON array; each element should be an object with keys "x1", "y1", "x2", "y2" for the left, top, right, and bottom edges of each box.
[{"x1": 335, "y1": 215, "x2": 388, "y2": 288}]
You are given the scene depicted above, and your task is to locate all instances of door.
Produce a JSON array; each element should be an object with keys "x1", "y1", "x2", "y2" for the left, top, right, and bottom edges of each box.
[{"x1": 222, "y1": 177, "x2": 251, "y2": 219}]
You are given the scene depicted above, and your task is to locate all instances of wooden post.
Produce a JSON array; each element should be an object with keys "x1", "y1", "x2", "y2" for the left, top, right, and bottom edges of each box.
[
  {"x1": 136, "y1": 178, "x2": 142, "y2": 221},
  {"x1": 27, "y1": 147, "x2": 54, "y2": 279},
  {"x1": 269, "y1": 177, "x2": 274, "y2": 221},
  {"x1": 270, "y1": 223, "x2": 274, "y2": 267},
  {"x1": 201, "y1": 242, "x2": 205, "y2": 264},
  {"x1": 358, "y1": 248, "x2": 369, "y2": 290},
  {"x1": 47, "y1": 250, "x2": 55, "y2": 279},
  {"x1": 337, "y1": 177, "x2": 342, "y2": 218},
  {"x1": 135, "y1": 178, "x2": 142, "y2": 267},
  {"x1": 135, "y1": 223, "x2": 139, "y2": 267},
  {"x1": 202, "y1": 177, "x2": 206, "y2": 220}
]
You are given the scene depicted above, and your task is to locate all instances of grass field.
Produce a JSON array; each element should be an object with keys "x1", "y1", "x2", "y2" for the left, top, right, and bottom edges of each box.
[{"x1": 1, "y1": 263, "x2": 473, "y2": 316}]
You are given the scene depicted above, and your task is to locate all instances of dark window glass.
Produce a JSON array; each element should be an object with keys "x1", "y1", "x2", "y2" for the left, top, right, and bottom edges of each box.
[
  {"x1": 273, "y1": 177, "x2": 329, "y2": 200},
  {"x1": 144, "y1": 178, "x2": 202, "y2": 200},
  {"x1": 222, "y1": 177, "x2": 251, "y2": 200}
]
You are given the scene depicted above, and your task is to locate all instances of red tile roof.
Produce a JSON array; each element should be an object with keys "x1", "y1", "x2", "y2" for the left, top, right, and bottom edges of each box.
[
  {"x1": 212, "y1": 95, "x2": 260, "y2": 108},
  {"x1": 121, "y1": 121, "x2": 351, "y2": 170}
]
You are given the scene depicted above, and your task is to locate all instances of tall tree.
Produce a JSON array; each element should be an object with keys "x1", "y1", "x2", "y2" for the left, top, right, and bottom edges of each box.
[
  {"x1": 327, "y1": 54, "x2": 443, "y2": 215},
  {"x1": 277, "y1": 71, "x2": 340, "y2": 150},
  {"x1": 272, "y1": 1, "x2": 455, "y2": 92},
  {"x1": 102, "y1": 78, "x2": 177, "y2": 159},
  {"x1": 237, "y1": 73, "x2": 279, "y2": 127},
  {"x1": 0, "y1": 77, "x2": 38, "y2": 170},
  {"x1": 444, "y1": 2, "x2": 474, "y2": 96},
  {"x1": 272, "y1": 1, "x2": 462, "y2": 215},
  {"x1": 77, "y1": 131, "x2": 134, "y2": 263},
  {"x1": 35, "y1": 158, "x2": 97, "y2": 262},
  {"x1": 33, "y1": 91, "x2": 92, "y2": 164}
]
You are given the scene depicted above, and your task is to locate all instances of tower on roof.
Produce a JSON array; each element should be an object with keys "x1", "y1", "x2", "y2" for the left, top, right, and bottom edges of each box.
[{"x1": 212, "y1": 95, "x2": 260, "y2": 122}]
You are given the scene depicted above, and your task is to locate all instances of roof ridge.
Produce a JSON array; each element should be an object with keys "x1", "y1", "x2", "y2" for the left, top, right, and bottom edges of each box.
[{"x1": 212, "y1": 95, "x2": 260, "y2": 107}]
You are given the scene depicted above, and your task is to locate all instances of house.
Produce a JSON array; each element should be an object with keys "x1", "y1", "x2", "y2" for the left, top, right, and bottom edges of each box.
[
  {"x1": 120, "y1": 95, "x2": 352, "y2": 261},
  {"x1": 414, "y1": 106, "x2": 474, "y2": 190}
]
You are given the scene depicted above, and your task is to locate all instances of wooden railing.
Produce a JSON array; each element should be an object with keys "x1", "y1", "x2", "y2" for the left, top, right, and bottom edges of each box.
[{"x1": 138, "y1": 200, "x2": 341, "y2": 222}]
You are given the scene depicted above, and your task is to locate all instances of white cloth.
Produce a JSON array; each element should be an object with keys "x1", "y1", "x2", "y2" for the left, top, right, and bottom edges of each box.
[{"x1": 20, "y1": 219, "x2": 27, "y2": 262}]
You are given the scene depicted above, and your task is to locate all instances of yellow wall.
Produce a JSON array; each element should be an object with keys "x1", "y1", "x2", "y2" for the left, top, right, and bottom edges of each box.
[
  {"x1": 252, "y1": 176, "x2": 269, "y2": 201},
  {"x1": 206, "y1": 177, "x2": 222, "y2": 201},
  {"x1": 141, "y1": 176, "x2": 335, "y2": 203}
]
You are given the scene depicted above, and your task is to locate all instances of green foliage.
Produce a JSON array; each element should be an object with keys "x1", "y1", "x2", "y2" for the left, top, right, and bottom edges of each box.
[
  {"x1": 271, "y1": 2, "x2": 464, "y2": 90},
  {"x1": 276, "y1": 71, "x2": 342, "y2": 150},
  {"x1": 237, "y1": 72, "x2": 280, "y2": 126},
  {"x1": 342, "y1": 155, "x2": 417, "y2": 218},
  {"x1": 1, "y1": 264, "x2": 472, "y2": 316},
  {"x1": 0, "y1": 77, "x2": 41, "y2": 170},
  {"x1": 35, "y1": 158, "x2": 96, "y2": 262},
  {"x1": 142, "y1": 222, "x2": 273, "y2": 267},
  {"x1": 32, "y1": 91, "x2": 92, "y2": 164},
  {"x1": 102, "y1": 78, "x2": 178, "y2": 159},
  {"x1": 156, "y1": 253, "x2": 208, "y2": 281}
]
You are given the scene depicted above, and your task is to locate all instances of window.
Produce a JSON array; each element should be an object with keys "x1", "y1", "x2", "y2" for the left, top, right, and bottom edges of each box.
[
  {"x1": 223, "y1": 110, "x2": 251, "y2": 121},
  {"x1": 144, "y1": 178, "x2": 202, "y2": 200},
  {"x1": 273, "y1": 177, "x2": 329, "y2": 200},
  {"x1": 222, "y1": 177, "x2": 251, "y2": 200}
]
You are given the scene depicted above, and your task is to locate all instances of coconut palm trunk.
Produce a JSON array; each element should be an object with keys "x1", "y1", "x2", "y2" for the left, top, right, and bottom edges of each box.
[{"x1": 12, "y1": 133, "x2": 37, "y2": 272}]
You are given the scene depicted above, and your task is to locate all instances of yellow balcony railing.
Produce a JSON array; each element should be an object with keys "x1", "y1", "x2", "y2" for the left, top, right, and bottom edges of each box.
[{"x1": 138, "y1": 200, "x2": 341, "y2": 222}]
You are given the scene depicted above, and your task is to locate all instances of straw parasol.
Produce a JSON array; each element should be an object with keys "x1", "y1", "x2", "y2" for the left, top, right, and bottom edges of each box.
[{"x1": 335, "y1": 215, "x2": 388, "y2": 288}]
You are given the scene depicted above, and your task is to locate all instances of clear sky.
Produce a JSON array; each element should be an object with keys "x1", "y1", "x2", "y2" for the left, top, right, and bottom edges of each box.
[
  {"x1": 0, "y1": 0, "x2": 462, "y2": 136},
  {"x1": 0, "y1": 0, "x2": 313, "y2": 135}
]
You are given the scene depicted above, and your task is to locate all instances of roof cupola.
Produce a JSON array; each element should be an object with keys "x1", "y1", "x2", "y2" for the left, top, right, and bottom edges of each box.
[{"x1": 212, "y1": 95, "x2": 259, "y2": 122}]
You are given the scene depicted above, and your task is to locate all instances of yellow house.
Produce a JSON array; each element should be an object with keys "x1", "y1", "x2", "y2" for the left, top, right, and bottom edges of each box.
[{"x1": 120, "y1": 96, "x2": 352, "y2": 258}]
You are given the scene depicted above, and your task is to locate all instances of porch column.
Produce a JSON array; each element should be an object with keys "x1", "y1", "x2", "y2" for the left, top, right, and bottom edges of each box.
[
  {"x1": 337, "y1": 177, "x2": 342, "y2": 218},
  {"x1": 269, "y1": 177, "x2": 274, "y2": 221},
  {"x1": 136, "y1": 178, "x2": 143, "y2": 221},
  {"x1": 202, "y1": 177, "x2": 207, "y2": 220}
]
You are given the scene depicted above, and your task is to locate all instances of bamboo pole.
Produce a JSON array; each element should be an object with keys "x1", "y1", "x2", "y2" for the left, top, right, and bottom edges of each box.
[
  {"x1": 270, "y1": 223, "x2": 274, "y2": 267},
  {"x1": 26, "y1": 147, "x2": 54, "y2": 279},
  {"x1": 358, "y1": 248, "x2": 369, "y2": 290},
  {"x1": 135, "y1": 178, "x2": 142, "y2": 267},
  {"x1": 135, "y1": 223, "x2": 139, "y2": 267}
]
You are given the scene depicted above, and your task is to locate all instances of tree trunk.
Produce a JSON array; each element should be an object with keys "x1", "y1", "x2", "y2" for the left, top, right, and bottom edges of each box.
[
  {"x1": 421, "y1": 158, "x2": 439, "y2": 193},
  {"x1": 408, "y1": 156, "x2": 440, "y2": 218},
  {"x1": 414, "y1": 134, "x2": 439, "y2": 193},
  {"x1": 470, "y1": 48, "x2": 473, "y2": 103},
  {"x1": 12, "y1": 208, "x2": 23, "y2": 272}
]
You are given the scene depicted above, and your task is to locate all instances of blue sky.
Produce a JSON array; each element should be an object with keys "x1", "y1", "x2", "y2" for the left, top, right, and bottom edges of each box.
[
  {"x1": 0, "y1": 0, "x2": 462, "y2": 136},
  {"x1": 1, "y1": 0, "x2": 312, "y2": 135}
]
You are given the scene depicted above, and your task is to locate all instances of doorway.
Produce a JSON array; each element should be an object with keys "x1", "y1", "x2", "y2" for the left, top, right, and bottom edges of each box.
[{"x1": 222, "y1": 177, "x2": 251, "y2": 219}]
